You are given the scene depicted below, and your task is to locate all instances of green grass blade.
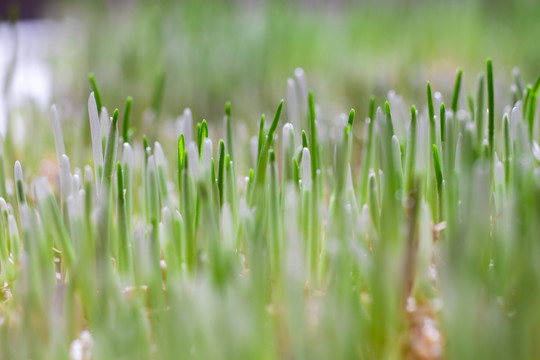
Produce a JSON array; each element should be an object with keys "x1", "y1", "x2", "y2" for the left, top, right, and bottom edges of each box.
[
  {"x1": 451, "y1": 68, "x2": 463, "y2": 115},
  {"x1": 88, "y1": 73, "x2": 103, "y2": 116},
  {"x1": 251, "y1": 100, "x2": 284, "y2": 205},
  {"x1": 487, "y1": 59, "x2": 495, "y2": 164},
  {"x1": 218, "y1": 139, "x2": 225, "y2": 207},
  {"x1": 225, "y1": 102, "x2": 234, "y2": 160},
  {"x1": 427, "y1": 82, "x2": 436, "y2": 147},
  {"x1": 122, "y1": 96, "x2": 132, "y2": 144}
]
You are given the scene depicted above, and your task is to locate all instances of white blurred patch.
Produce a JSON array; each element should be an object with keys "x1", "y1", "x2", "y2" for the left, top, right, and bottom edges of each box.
[
  {"x1": 532, "y1": 141, "x2": 540, "y2": 163},
  {"x1": 69, "y1": 330, "x2": 94, "y2": 360},
  {"x1": 0, "y1": 21, "x2": 58, "y2": 135}
]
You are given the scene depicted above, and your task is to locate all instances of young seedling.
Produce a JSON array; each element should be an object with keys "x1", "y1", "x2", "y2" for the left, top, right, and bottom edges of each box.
[
  {"x1": 451, "y1": 68, "x2": 463, "y2": 115},
  {"x1": 122, "y1": 96, "x2": 133, "y2": 143},
  {"x1": 88, "y1": 73, "x2": 103, "y2": 116},
  {"x1": 2, "y1": 59, "x2": 540, "y2": 360}
]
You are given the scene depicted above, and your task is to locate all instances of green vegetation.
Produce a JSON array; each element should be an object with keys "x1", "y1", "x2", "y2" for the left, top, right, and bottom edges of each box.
[
  {"x1": 1, "y1": 0, "x2": 540, "y2": 358},
  {"x1": 0, "y1": 58, "x2": 540, "y2": 359}
]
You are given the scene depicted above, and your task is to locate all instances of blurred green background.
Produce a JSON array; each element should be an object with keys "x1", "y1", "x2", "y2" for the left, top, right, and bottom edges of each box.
[{"x1": 40, "y1": 0, "x2": 540, "y2": 123}]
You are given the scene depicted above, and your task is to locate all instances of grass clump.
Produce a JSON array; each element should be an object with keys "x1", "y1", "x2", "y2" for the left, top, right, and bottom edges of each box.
[{"x1": 0, "y1": 59, "x2": 540, "y2": 360}]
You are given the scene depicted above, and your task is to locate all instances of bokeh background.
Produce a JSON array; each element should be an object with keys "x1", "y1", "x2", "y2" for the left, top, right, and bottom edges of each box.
[{"x1": 1, "y1": 0, "x2": 539, "y2": 169}]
